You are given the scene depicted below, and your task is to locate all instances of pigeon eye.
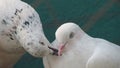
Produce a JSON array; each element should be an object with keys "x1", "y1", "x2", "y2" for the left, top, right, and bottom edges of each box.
[
  {"x1": 39, "y1": 41, "x2": 45, "y2": 46},
  {"x1": 69, "y1": 32, "x2": 74, "y2": 39}
]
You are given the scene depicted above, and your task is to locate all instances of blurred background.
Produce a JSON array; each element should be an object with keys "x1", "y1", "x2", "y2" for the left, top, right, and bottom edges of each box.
[{"x1": 14, "y1": 0, "x2": 120, "y2": 68}]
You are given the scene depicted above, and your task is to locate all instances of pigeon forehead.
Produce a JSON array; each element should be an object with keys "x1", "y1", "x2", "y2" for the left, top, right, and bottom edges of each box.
[
  {"x1": 56, "y1": 23, "x2": 79, "y2": 35},
  {"x1": 58, "y1": 23, "x2": 77, "y2": 29}
]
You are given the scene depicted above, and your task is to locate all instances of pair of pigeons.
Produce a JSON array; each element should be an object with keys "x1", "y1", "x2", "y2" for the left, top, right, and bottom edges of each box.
[{"x1": 0, "y1": 0, "x2": 120, "y2": 68}]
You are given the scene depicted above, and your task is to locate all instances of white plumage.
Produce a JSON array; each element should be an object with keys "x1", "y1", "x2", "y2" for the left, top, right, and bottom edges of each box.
[
  {"x1": 43, "y1": 22, "x2": 120, "y2": 68},
  {"x1": 0, "y1": 0, "x2": 54, "y2": 67}
]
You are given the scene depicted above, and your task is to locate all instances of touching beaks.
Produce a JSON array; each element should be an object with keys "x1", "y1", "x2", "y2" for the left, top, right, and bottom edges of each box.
[{"x1": 48, "y1": 46, "x2": 59, "y2": 56}]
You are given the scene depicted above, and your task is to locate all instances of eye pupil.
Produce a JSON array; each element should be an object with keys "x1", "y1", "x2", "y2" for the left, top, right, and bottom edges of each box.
[
  {"x1": 39, "y1": 41, "x2": 45, "y2": 45},
  {"x1": 69, "y1": 32, "x2": 74, "y2": 39}
]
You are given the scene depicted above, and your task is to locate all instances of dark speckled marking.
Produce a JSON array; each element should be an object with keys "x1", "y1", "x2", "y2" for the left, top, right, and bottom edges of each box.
[
  {"x1": 8, "y1": 34, "x2": 12, "y2": 37},
  {"x1": 18, "y1": 16, "x2": 21, "y2": 20},
  {"x1": 20, "y1": 9, "x2": 23, "y2": 12},
  {"x1": 36, "y1": 20, "x2": 39, "y2": 24},
  {"x1": 15, "y1": 9, "x2": 18, "y2": 15},
  {"x1": 22, "y1": 25, "x2": 25, "y2": 28},
  {"x1": 11, "y1": 16, "x2": 14, "y2": 18},
  {"x1": 24, "y1": 21, "x2": 30, "y2": 26},
  {"x1": 14, "y1": 9, "x2": 23, "y2": 15},
  {"x1": 7, "y1": 34, "x2": 14, "y2": 40},
  {"x1": 27, "y1": 42, "x2": 33, "y2": 45},
  {"x1": 12, "y1": 26, "x2": 17, "y2": 29},
  {"x1": 10, "y1": 37, "x2": 14, "y2": 40},
  {"x1": 2, "y1": 19, "x2": 8, "y2": 25},
  {"x1": 27, "y1": 31, "x2": 29, "y2": 33},
  {"x1": 20, "y1": 28, "x2": 22, "y2": 31},
  {"x1": 32, "y1": 13, "x2": 35, "y2": 17},
  {"x1": 14, "y1": 31, "x2": 17, "y2": 34},
  {"x1": 29, "y1": 16, "x2": 33, "y2": 19}
]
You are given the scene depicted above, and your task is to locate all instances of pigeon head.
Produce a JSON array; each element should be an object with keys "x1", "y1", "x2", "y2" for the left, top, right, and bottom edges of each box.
[{"x1": 55, "y1": 22, "x2": 84, "y2": 56}]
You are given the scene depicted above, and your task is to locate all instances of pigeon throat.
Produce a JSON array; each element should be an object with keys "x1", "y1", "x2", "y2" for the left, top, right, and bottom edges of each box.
[{"x1": 58, "y1": 43, "x2": 66, "y2": 56}]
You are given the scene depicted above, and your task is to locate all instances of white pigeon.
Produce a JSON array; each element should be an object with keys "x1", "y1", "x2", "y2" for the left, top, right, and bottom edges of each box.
[
  {"x1": 43, "y1": 22, "x2": 120, "y2": 68},
  {"x1": 0, "y1": 0, "x2": 56, "y2": 68}
]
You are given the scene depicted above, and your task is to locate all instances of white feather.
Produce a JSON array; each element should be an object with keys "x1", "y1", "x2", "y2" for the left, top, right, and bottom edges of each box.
[
  {"x1": 43, "y1": 22, "x2": 120, "y2": 68},
  {"x1": 0, "y1": 0, "x2": 52, "y2": 67}
]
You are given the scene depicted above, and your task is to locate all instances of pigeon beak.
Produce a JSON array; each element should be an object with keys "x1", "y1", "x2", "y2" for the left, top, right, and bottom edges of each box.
[{"x1": 58, "y1": 44, "x2": 65, "y2": 56}]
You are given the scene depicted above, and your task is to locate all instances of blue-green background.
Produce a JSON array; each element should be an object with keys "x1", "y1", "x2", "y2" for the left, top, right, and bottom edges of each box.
[{"x1": 14, "y1": 0, "x2": 120, "y2": 68}]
